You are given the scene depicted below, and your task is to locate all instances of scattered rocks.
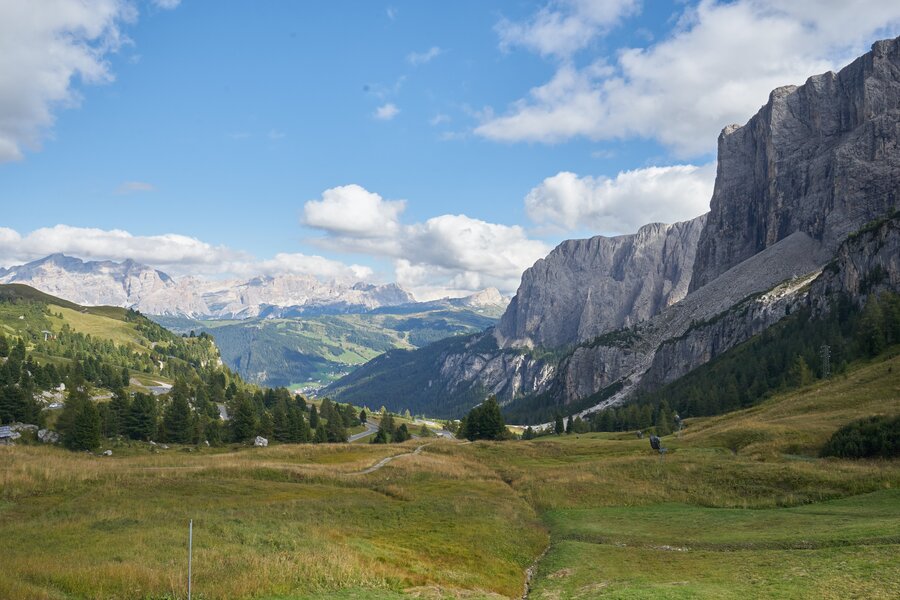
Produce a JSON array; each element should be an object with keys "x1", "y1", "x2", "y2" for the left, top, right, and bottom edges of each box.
[
  {"x1": 102, "y1": 450, "x2": 113, "y2": 456},
  {"x1": 10, "y1": 423, "x2": 39, "y2": 432},
  {"x1": 37, "y1": 429, "x2": 60, "y2": 444}
]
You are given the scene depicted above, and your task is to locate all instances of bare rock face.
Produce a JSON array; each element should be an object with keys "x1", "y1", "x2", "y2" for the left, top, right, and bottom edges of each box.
[
  {"x1": 692, "y1": 37, "x2": 900, "y2": 291},
  {"x1": 496, "y1": 215, "x2": 706, "y2": 350},
  {"x1": 808, "y1": 213, "x2": 900, "y2": 312}
]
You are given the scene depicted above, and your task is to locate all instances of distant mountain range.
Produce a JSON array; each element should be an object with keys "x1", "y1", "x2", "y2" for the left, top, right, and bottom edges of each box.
[{"x1": 0, "y1": 253, "x2": 507, "y2": 319}]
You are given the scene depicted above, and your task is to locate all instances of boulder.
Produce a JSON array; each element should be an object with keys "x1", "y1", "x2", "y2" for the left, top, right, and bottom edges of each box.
[
  {"x1": 37, "y1": 429, "x2": 60, "y2": 444},
  {"x1": 253, "y1": 436, "x2": 268, "y2": 447}
]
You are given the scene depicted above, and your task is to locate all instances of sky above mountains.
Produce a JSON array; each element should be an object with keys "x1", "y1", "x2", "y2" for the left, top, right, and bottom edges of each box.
[{"x1": 1, "y1": 0, "x2": 899, "y2": 299}]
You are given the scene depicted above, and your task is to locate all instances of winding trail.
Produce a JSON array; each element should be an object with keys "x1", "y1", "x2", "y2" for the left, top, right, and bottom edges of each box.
[{"x1": 355, "y1": 442, "x2": 433, "y2": 475}]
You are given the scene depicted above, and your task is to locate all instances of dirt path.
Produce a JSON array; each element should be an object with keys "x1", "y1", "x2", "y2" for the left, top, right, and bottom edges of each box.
[{"x1": 355, "y1": 442, "x2": 433, "y2": 475}]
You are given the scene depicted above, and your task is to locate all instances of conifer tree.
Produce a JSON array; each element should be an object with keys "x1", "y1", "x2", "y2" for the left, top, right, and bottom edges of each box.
[
  {"x1": 230, "y1": 393, "x2": 258, "y2": 442},
  {"x1": 126, "y1": 393, "x2": 157, "y2": 440},
  {"x1": 163, "y1": 391, "x2": 193, "y2": 444},
  {"x1": 393, "y1": 423, "x2": 411, "y2": 442}
]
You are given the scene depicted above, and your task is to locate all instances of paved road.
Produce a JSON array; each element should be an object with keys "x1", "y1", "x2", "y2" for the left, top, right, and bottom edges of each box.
[{"x1": 348, "y1": 421, "x2": 378, "y2": 442}]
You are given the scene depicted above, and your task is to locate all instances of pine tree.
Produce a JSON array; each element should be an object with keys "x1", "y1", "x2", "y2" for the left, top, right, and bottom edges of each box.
[
  {"x1": 309, "y1": 405, "x2": 319, "y2": 429},
  {"x1": 163, "y1": 392, "x2": 193, "y2": 444},
  {"x1": 565, "y1": 415, "x2": 574, "y2": 434},
  {"x1": 107, "y1": 388, "x2": 130, "y2": 437},
  {"x1": 60, "y1": 387, "x2": 101, "y2": 451},
  {"x1": 554, "y1": 413, "x2": 564, "y2": 435},
  {"x1": 393, "y1": 423, "x2": 411, "y2": 442},
  {"x1": 126, "y1": 393, "x2": 157, "y2": 440},
  {"x1": 230, "y1": 393, "x2": 258, "y2": 442},
  {"x1": 359, "y1": 409, "x2": 367, "y2": 423},
  {"x1": 461, "y1": 397, "x2": 507, "y2": 441},
  {"x1": 273, "y1": 400, "x2": 291, "y2": 442}
]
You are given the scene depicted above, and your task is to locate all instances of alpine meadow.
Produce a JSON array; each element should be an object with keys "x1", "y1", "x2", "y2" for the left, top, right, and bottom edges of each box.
[{"x1": 1, "y1": 2, "x2": 899, "y2": 599}]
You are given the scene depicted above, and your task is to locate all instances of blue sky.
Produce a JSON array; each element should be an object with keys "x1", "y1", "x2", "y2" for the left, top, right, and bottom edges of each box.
[{"x1": 2, "y1": 0, "x2": 899, "y2": 298}]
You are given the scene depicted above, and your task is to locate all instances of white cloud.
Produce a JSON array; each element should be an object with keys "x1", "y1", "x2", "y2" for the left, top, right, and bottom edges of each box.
[
  {"x1": 480, "y1": 0, "x2": 900, "y2": 156},
  {"x1": 267, "y1": 129, "x2": 286, "y2": 140},
  {"x1": 386, "y1": 6, "x2": 398, "y2": 21},
  {"x1": 251, "y1": 253, "x2": 373, "y2": 281},
  {"x1": 302, "y1": 185, "x2": 551, "y2": 297},
  {"x1": 0, "y1": 0, "x2": 140, "y2": 162},
  {"x1": 407, "y1": 46, "x2": 443, "y2": 66},
  {"x1": 373, "y1": 103, "x2": 400, "y2": 120},
  {"x1": 0, "y1": 225, "x2": 377, "y2": 284},
  {"x1": 525, "y1": 164, "x2": 715, "y2": 234},
  {"x1": 115, "y1": 181, "x2": 156, "y2": 194},
  {"x1": 0, "y1": 225, "x2": 244, "y2": 271},
  {"x1": 429, "y1": 113, "x2": 451, "y2": 126},
  {"x1": 303, "y1": 184, "x2": 405, "y2": 239},
  {"x1": 152, "y1": 0, "x2": 181, "y2": 8},
  {"x1": 496, "y1": 0, "x2": 640, "y2": 58}
]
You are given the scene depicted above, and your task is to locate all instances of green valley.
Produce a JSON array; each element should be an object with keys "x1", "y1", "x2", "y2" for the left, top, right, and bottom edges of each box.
[{"x1": 152, "y1": 301, "x2": 504, "y2": 391}]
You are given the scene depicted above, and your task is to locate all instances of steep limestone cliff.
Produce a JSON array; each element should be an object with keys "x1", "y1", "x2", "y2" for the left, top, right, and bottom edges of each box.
[
  {"x1": 691, "y1": 37, "x2": 900, "y2": 291},
  {"x1": 496, "y1": 216, "x2": 706, "y2": 350}
]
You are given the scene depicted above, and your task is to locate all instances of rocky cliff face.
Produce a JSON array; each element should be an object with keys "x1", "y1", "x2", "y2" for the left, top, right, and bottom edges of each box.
[
  {"x1": 807, "y1": 212, "x2": 900, "y2": 312},
  {"x1": 496, "y1": 216, "x2": 706, "y2": 349},
  {"x1": 691, "y1": 37, "x2": 900, "y2": 291}
]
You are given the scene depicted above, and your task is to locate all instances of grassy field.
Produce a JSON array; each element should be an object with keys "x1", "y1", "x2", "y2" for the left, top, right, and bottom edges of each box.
[
  {"x1": 48, "y1": 304, "x2": 150, "y2": 352},
  {"x1": 1, "y1": 354, "x2": 898, "y2": 599}
]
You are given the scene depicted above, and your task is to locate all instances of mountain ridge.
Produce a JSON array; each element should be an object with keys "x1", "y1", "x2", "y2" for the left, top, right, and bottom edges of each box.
[{"x1": 0, "y1": 254, "x2": 506, "y2": 320}]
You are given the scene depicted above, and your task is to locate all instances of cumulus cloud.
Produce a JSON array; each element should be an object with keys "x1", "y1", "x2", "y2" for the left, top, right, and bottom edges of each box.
[
  {"x1": 525, "y1": 164, "x2": 716, "y2": 234},
  {"x1": 479, "y1": 0, "x2": 900, "y2": 156},
  {"x1": 248, "y1": 253, "x2": 373, "y2": 281},
  {"x1": 0, "y1": 225, "x2": 376, "y2": 284},
  {"x1": 303, "y1": 184, "x2": 405, "y2": 238},
  {"x1": 115, "y1": 181, "x2": 156, "y2": 194},
  {"x1": 0, "y1": 225, "x2": 244, "y2": 271},
  {"x1": 496, "y1": 0, "x2": 639, "y2": 58},
  {"x1": 0, "y1": 0, "x2": 138, "y2": 161},
  {"x1": 302, "y1": 185, "x2": 551, "y2": 298},
  {"x1": 374, "y1": 103, "x2": 400, "y2": 120},
  {"x1": 407, "y1": 46, "x2": 443, "y2": 66}
]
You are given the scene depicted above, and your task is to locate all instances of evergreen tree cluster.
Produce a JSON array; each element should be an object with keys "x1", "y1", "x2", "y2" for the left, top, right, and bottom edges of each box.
[
  {"x1": 588, "y1": 292, "x2": 900, "y2": 433},
  {"x1": 458, "y1": 396, "x2": 509, "y2": 441},
  {"x1": 0, "y1": 336, "x2": 45, "y2": 426},
  {"x1": 821, "y1": 415, "x2": 900, "y2": 459}
]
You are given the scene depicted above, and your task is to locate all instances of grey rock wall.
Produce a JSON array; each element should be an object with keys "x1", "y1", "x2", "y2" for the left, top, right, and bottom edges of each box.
[
  {"x1": 496, "y1": 215, "x2": 706, "y2": 350},
  {"x1": 692, "y1": 37, "x2": 900, "y2": 291}
]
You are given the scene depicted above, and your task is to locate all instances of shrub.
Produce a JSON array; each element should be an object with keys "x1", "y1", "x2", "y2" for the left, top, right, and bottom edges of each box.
[{"x1": 820, "y1": 415, "x2": 900, "y2": 459}]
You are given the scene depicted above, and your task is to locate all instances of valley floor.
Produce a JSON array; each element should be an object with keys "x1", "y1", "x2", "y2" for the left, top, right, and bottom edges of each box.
[{"x1": 1, "y1": 355, "x2": 899, "y2": 599}]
